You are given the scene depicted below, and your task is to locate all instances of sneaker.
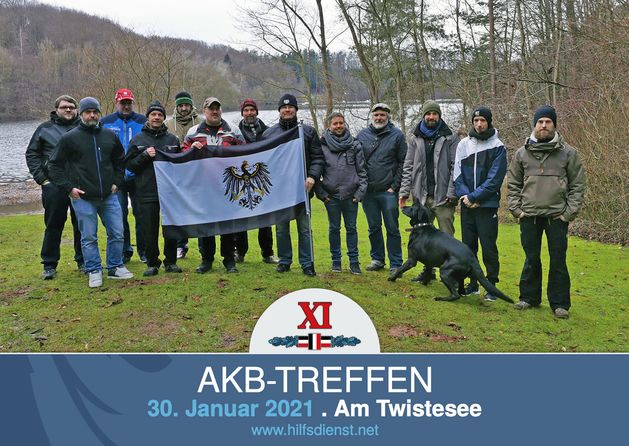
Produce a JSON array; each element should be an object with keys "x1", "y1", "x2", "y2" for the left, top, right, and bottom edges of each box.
[
  {"x1": 108, "y1": 266, "x2": 134, "y2": 279},
  {"x1": 195, "y1": 261, "x2": 212, "y2": 274},
  {"x1": 176, "y1": 247, "x2": 187, "y2": 259},
  {"x1": 263, "y1": 255, "x2": 280, "y2": 264},
  {"x1": 225, "y1": 264, "x2": 238, "y2": 273},
  {"x1": 276, "y1": 264, "x2": 290, "y2": 273},
  {"x1": 462, "y1": 283, "x2": 480, "y2": 296},
  {"x1": 302, "y1": 266, "x2": 316, "y2": 277},
  {"x1": 164, "y1": 264, "x2": 182, "y2": 273},
  {"x1": 349, "y1": 263, "x2": 362, "y2": 275},
  {"x1": 365, "y1": 260, "x2": 384, "y2": 271},
  {"x1": 514, "y1": 300, "x2": 532, "y2": 310},
  {"x1": 122, "y1": 253, "x2": 132, "y2": 264},
  {"x1": 411, "y1": 267, "x2": 436, "y2": 283},
  {"x1": 143, "y1": 266, "x2": 159, "y2": 277},
  {"x1": 140, "y1": 255, "x2": 148, "y2": 263},
  {"x1": 42, "y1": 268, "x2": 56, "y2": 280},
  {"x1": 554, "y1": 308, "x2": 569, "y2": 319},
  {"x1": 484, "y1": 293, "x2": 498, "y2": 302},
  {"x1": 331, "y1": 262, "x2": 341, "y2": 273},
  {"x1": 88, "y1": 270, "x2": 103, "y2": 288}
]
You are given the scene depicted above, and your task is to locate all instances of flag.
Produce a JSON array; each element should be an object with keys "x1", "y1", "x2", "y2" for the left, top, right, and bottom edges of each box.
[{"x1": 153, "y1": 126, "x2": 306, "y2": 239}]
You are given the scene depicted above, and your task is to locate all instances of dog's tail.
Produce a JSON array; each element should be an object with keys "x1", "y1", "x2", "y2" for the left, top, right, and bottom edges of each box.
[{"x1": 470, "y1": 261, "x2": 514, "y2": 303}]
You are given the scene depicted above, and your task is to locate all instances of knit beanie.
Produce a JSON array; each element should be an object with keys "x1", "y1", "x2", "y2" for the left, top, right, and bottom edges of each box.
[
  {"x1": 146, "y1": 100, "x2": 166, "y2": 118},
  {"x1": 278, "y1": 93, "x2": 298, "y2": 111},
  {"x1": 420, "y1": 100, "x2": 441, "y2": 117},
  {"x1": 533, "y1": 105, "x2": 557, "y2": 127},
  {"x1": 472, "y1": 106, "x2": 493, "y2": 127},
  {"x1": 175, "y1": 91, "x2": 193, "y2": 107},
  {"x1": 240, "y1": 98, "x2": 258, "y2": 115},
  {"x1": 79, "y1": 97, "x2": 101, "y2": 114}
]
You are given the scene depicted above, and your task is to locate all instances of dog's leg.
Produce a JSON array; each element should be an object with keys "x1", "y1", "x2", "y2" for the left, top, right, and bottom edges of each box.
[
  {"x1": 434, "y1": 265, "x2": 462, "y2": 302},
  {"x1": 388, "y1": 259, "x2": 417, "y2": 282}
]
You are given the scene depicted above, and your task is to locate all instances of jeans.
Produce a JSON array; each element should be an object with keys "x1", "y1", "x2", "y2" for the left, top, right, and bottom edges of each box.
[
  {"x1": 325, "y1": 198, "x2": 359, "y2": 263},
  {"x1": 40, "y1": 182, "x2": 83, "y2": 268},
  {"x1": 276, "y1": 206, "x2": 313, "y2": 268},
  {"x1": 362, "y1": 191, "x2": 402, "y2": 269},
  {"x1": 117, "y1": 180, "x2": 145, "y2": 258},
  {"x1": 519, "y1": 217, "x2": 571, "y2": 310},
  {"x1": 461, "y1": 206, "x2": 499, "y2": 285},
  {"x1": 70, "y1": 193, "x2": 124, "y2": 273}
]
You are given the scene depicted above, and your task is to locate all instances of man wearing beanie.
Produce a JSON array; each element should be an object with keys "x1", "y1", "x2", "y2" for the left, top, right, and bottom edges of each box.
[
  {"x1": 508, "y1": 105, "x2": 586, "y2": 319},
  {"x1": 165, "y1": 90, "x2": 201, "y2": 260},
  {"x1": 357, "y1": 103, "x2": 407, "y2": 273},
  {"x1": 262, "y1": 93, "x2": 324, "y2": 276},
  {"x1": 101, "y1": 88, "x2": 147, "y2": 264},
  {"x1": 453, "y1": 106, "x2": 507, "y2": 300},
  {"x1": 399, "y1": 100, "x2": 460, "y2": 283},
  {"x1": 233, "y1": 98, "x2": 279, "y2": 265},
  {"x1": 25, "y1": 95, "x2": 84, "y2": 279},
  {"x1": 48, "y1": 97, "x2": 133, "y2": 288},
  {"x1": 125, "y1": 101, "x2": 182, "y2": 276}
]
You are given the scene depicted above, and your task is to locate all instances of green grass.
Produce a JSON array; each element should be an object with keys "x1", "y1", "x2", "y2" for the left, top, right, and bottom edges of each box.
[{"x1": 0, "y1": 200, "x2": 627, "y2": 353}]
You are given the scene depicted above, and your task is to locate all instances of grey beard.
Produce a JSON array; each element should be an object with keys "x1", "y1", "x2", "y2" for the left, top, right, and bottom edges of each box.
[
  {"x1": 243, "y1": 116, "x2": 258, "y2": 125},
  {"x1": 372, "y1": 120, "x2": 388, "y2": 129}
]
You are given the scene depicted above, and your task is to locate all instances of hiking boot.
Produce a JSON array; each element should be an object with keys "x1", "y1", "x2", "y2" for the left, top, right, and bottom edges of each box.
[
  {"x1": 302, "y1": 266, "x2": 316, "y2": 277},
  {"x1": 225, "y1": 264, "x2": 238, "y2": 273},
  {"x1": 143, "y1": 266, "x2": 159, "y2": 277},
  {"x1": 484, "y1": 293, "x2": 498, "y2": 302},
  {"x1": 462, "y1": 282, "x2": 480, "y2": 296},
  {"x1": 514, "y1": 300, "x2": 532, "y2": 310},
  {"x1": 263, "y1": 255, "x2": 279, "y2": 264},
  {"x1": 276, "y1": 264, "x2": 290, "y2": 273},
  {"x1": 42, "y1": 268, "x2": 56, "y2": 280},
  {"x1": 411, "y1": 267, "x2": 436, "y2": 284},
  {"x1": 554, "y1": 308, "x2": 569, "y2": 319},
  {"x1": 365, "y1": 260, "x2": 384, "y2": 271},
  {"x1": 108, "y1": 266, "x2": 134, "y2": 279},
  {"x1": 140, "y1": 255, "x2": 148, "y2": 264},
  {"x1": 331, "y1": 261, "x2": 341, "y2": 273},
  {"x1": 88, "y1": 270, "x2": 103, "y2": 288},
  {"x1": 196, "y1": 261, "x2": 212, "y2": 274},
  {"x1": 349, "y1": 263, "x2": 362, "y2": 275},
  {"x1": 164, "y1": 264, "x2": 182, "y2": 273},
  {"x1": 176, "y1": 247, "x2": 187, "y2": 259}
]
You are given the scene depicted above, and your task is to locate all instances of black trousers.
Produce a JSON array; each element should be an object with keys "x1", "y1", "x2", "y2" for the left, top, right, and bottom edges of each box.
[
  {"x1": 234, "y1": 227, "x2": 274, "y2": 258},
  {"x1": 137, "y1": 201, "x2": 177, "y2": 268},
  {"x1": 118, "y1": 180, "x2": 145, "y2": 258},
  {"x1": 199, "y1": 235, "x2": 236, "y2": 268},
  {"x1": 41, "y1": 183, "x2": 83, "y2": 269},
  {"x1": 461, "y1": 206, "x2": 500, "y2": 284},
  {"x1": 519, "y1": 217, "x2": 571, "y2": 310}
]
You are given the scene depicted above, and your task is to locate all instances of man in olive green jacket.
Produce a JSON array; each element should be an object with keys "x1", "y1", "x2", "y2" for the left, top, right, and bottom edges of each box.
[{"x1": 508, "y1": 105, "x2": 586, "y2": 319}]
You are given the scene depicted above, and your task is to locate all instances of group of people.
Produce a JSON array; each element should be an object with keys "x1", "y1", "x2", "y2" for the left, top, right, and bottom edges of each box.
[{"x1": 25, "y1": 89, "x2": 585, "y2": 318}]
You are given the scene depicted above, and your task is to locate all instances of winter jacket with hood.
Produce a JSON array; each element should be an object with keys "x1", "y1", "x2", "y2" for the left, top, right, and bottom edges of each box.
[
  {"x1": 101, "y1": 110, "x2": 147, "y2": 179},
  {"x1": 165, "y1": 108, "x2": 201, "y2": 142},
  {"x1": 25, "y1": 112, "x2": 80, "y2": 185},
  {"x1": 507, "y1": 132, "x2": 586, "y2": 221}
]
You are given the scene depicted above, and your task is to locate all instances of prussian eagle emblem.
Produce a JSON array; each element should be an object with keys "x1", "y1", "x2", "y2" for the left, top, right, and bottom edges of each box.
[{"x1": 222, "y1": 161, "x2": 272, "y2": 210}]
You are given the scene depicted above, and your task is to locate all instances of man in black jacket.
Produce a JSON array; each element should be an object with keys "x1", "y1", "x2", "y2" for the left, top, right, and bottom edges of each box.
[
  {"x1": 126, "y1": 101, "x2": 182, "y2": 276},
  {"x1": 262, "y1": 93, "x2": 324, "y2": 276},
  {"x1": 48, "y1": 97, "x2": 134, "y2": 288},
  {"x1": 234, "y1": 98, "x2": 278, "y2": 265},
  {"x1": 25, "y1": 95, "x2": 84, "y2": 279}
]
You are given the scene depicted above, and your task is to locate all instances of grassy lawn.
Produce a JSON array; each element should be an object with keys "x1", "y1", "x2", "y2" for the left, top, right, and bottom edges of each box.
[{"x1": 0, "y1": 199, "x2": 626, "y2": 353}]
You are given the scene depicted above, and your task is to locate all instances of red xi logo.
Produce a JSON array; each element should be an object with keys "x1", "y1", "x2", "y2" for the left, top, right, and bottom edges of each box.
[{"x1": 297, "y1": 302, "x2": 332, "y2": 329}]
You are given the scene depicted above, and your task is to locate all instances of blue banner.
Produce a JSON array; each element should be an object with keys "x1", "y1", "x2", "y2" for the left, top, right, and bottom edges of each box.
[{"x1": 1, "y1": 354, "x2": 626, "y2": 445}]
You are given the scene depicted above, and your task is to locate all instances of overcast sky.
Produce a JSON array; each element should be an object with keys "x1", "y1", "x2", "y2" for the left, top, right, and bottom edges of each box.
[{"x1": 38, "y1": 0, "x2": 351, "y2": 51}]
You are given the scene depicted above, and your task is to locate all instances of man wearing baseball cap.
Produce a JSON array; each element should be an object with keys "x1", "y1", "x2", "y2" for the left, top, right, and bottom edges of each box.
[
  {"x1": 508, "y1": 105, "x2": 586, "y2": 319},
  {"x1": 234, "y1": 98, "x2": 279, "y2": 265},
  {"x1": 101, "y1": 88, "x2": 147, "y2": 264}
]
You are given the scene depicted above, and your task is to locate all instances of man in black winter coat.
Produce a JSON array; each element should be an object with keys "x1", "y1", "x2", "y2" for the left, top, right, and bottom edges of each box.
[
  {"x1": 25, "y1": 95, "x2": 84, "y2": 279},
  {"x1": 125, "y1": 101, "x2": 182, "y2": 276},
  {"x1": 262, "y1": 93, "x2": 324, "y2": 276},
  {"x1": 233, "y1": 98, "x2": 278, "y2": 265}
]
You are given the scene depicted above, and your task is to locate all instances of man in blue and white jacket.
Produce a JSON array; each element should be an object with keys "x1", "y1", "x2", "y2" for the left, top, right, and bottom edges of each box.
[
  {"x1": 453, "y1": 106, "x2": 507, "y2": 300},
  {"x1": 101, "y1": 88, "x2": 147, "y2": 263}
]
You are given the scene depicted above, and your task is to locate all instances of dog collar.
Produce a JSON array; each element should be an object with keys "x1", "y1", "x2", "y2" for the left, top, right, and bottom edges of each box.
[{"x1": 406, "y1": 223, "x2": 432, "y2": 232}]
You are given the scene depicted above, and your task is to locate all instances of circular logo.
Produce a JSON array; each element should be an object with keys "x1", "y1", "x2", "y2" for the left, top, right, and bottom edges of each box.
[{"x1": 249, "y1": 288, "x2": 380, "y2": 354}]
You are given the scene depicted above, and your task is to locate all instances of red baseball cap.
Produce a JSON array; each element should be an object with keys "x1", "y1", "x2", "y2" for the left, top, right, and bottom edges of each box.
[{"x1": 115, "y1": 88, "x2": 135, "y2": 102}]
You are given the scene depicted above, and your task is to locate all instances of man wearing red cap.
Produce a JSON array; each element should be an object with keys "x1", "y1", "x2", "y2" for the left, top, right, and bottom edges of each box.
[
  {"x1": 234, "y1": 98, "x2": 278, "y2": 264},
  {"x1": 101, "y1": 88, "x2": 147, "y2": 264}
]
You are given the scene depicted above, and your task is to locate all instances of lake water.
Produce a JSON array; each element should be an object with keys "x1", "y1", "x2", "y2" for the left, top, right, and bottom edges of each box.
[{"x1": 0, "y1": 102, "x2": 463, "y2": 184}]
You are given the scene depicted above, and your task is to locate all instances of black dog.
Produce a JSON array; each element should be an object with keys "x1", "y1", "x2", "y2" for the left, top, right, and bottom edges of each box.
[{"x1": 388, "y1": 204, "x2": 513, "y2": 303}]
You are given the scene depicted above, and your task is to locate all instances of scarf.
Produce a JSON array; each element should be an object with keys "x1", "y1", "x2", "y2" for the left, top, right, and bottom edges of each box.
[
  {"x1": 418, "y1": 119, "x2": 442, "y2": 139},
  {"x1": 324, "y1": 129, "x2": 354, "y2": 153},
  {"x1": 468, "y1": 126, "x2": 496, "y2": 141}
]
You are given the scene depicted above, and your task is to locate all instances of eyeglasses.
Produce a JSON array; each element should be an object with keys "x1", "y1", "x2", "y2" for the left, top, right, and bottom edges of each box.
[{"x1": 58, "y1": 106, "x2": 77, "y2": 110}]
